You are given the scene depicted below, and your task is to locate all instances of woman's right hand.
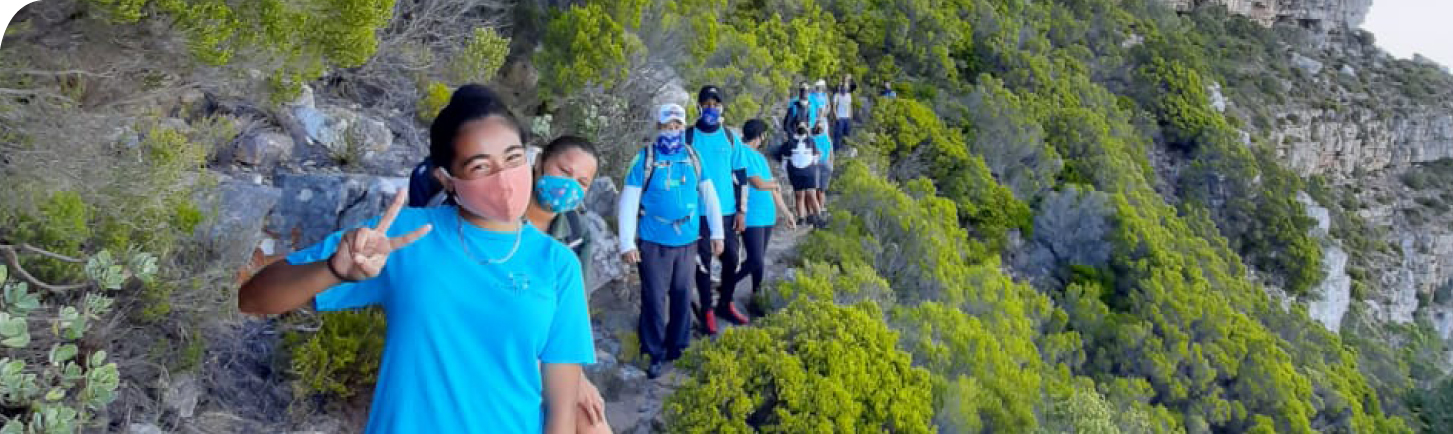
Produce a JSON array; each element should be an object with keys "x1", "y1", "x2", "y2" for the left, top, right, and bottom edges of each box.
[
  {"x1": 621, "y1": 249, "x2": 641, "y2": 265},
  {"x1": 328, "y1": 191, "x2": 433, "y2": 281}
]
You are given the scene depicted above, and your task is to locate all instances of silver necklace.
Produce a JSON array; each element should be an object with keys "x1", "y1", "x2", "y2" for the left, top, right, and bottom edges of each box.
[{"x1": 457, "y1": 217, "x2": 524, "y2": 264}]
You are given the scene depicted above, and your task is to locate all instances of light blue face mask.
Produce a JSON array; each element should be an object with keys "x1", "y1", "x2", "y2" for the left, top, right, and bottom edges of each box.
[{"x1": 534, "y1": 175, "x2": 585, "y2": 213}]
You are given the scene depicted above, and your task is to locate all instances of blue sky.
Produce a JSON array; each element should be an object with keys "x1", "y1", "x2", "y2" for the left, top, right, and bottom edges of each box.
[{"x1": 1361, "y1": 0, "x2": 1453, "y2": 68}]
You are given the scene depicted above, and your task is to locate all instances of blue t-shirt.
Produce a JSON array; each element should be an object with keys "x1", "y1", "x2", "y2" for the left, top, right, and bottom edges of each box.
[
  {"x1": 813, "y1": 133, "x2": 833, "y2": 166},
  {"x1": 287, "y1": 206, "x2": 596, "y2": 434},
  {"x1": 743, "y1": 150, "x2": 777, "y2": 228},
  {"x1": 809, "y1": 92, "x2": 828, "y2": 116},
  {"x1": 626, "y1": 148, "x2": 707, "y2": 247},
  {"x1": 688, "y1": 127, "x2": 747, "y2": 217}
]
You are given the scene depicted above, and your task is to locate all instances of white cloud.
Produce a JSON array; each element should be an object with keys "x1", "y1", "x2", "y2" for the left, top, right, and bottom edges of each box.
[{"x1": 1360, "y1": 0, "x2": 1453, "y2": 68}]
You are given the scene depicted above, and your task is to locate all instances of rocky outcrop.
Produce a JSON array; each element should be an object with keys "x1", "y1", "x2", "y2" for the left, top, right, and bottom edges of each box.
[
  {"x1": 1162, "y1": 0, "x2": 1369, "y2": 28},
  {"x1": 1299, "y1": 193, "x2": 1351, "y2": 330},
  {"x1": 1272, "y1": 107, "x2": 1453, "y2": 178},
  {"x1": 265, "y1": 174, "x2": 409, "y2": 247}
]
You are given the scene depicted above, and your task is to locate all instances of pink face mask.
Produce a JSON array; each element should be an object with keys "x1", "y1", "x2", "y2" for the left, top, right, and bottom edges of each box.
[{"x1": 448, "y1": 163, "x2": 533, "y2": 223}]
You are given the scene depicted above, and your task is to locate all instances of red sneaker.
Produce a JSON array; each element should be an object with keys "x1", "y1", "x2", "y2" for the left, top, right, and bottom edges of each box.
[
  {"x1": 702, "y1": 309, "x2": 719, "y2": 335},
  {"x1": 717, "y1": 303, "x2": 750, "y2": 325}
]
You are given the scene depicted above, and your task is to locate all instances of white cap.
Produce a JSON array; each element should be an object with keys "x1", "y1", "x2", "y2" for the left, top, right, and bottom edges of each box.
[
  {"x1": 658, "y1": 103, "x2": 686, "y2": 125},
  {"x1": 815, "y1": 79, "x2": 827, "y2": 87}
]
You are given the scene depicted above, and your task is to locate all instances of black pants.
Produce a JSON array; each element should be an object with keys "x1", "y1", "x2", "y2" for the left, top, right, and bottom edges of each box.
[
  {"x1": 696, "y1": 215, "x2": 741, "y2": 311},
  {"x1": 833, "y1": 118, "x2": 852, "y2": 146},
  {"x1": 725, "y1": 226, "x2": 772, "y2": 297},
  {"x1": 638, "y1": 240, "x2": 695, "y2": 362}
]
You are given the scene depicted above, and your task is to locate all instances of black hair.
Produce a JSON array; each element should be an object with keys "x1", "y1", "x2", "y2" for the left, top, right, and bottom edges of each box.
[
  {"x1": 427, "y1": 84, "x2": 527, "y2": 170},
  {"x1": 742, "y1": 119, "x2": 768, "y2": 143},
  {"x1": 539, "y1": 135, "x2": 600, "y2": 168}
]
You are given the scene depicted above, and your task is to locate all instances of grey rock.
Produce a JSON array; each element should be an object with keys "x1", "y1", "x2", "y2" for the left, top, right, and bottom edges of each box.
[
  {"x1": 128, "y1": 423, "x2": 164, "y2": 434},
  {"x1": 194, "y1": 178, "x2": 282, "y2": 265},
  {"x1": 1208, "y1": 82, "x2": 1227, "y2": 113},
  {"x1": 584, "y1": 177, "x2": 620, "y2": 218},
  {"x1": 164, "y1": 373, "x2": 201, "y2": 418},
  {"x1": 1162, "y1": 0, "x2": 1370, "y2": 28},
  {"x1": 293, "y1": 106, "x2": 328, "y2": 145},
  {"x1": 266, "y1": 174, "x2": 409, "y2": 247},
  {"x1": 297, "y1": 106, "x2": 395, "y2": 163},
  {"x1": 234, "y1": 131, "x2": 294, "y2": 167},
  {"x1": 583, "y1": 211, "x2": 625, "y2": 296},
  {"x1": 1291, "y1": 52, "x2": 1324, "y2": 76},
  {"x1": 1340, "y1": 64, "x2": 1357, "y2": 77},
  {"x1": 288, "y1": 84, "x2": 315, "y2": 110}
]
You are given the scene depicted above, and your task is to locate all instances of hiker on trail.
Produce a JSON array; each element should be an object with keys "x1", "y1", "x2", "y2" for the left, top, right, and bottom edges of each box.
[
  {"x1": 831, "y1": 75, "x2": 856, "y2": 146},
  {"x1": 724, "y1": 119, "x2": 796, "y2": 309},
  {"x1": 810, "y1": 79, "x2": 830, "y2": 116},
  {"x1": 521, "y1": 136, "x2": 613, "y2": 434},
  {"x1": 685, "y1": 85, "x2": 752, "y2": 336},
  {"x1": 617, "y1": 103, "x2": 725, "y2": 379},
  {"x1": 239, "y1": 84, "x2": 595, "y2": 434},
  {"x1": 811, "y1": 116, "x2": 834, "y2": 228},
  {"x1": 782, "y1": 83, "x2": 815, "y2": 138},
  {"x1": 776, "y1": 121, "x2": 821, "y2": 227},
  {"x1": 881, "y1": 80, "x2": 897, "y2": 98}
]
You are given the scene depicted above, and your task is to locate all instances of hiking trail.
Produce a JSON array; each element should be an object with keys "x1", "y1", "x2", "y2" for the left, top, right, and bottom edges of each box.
[{"x1": 586, "y1": 213, "x2": 816, "y2": 433}]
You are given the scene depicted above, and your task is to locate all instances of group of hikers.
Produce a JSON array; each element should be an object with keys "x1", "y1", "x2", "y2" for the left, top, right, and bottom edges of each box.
[{"x1": 237, "y1": 77, "x2": 865, "y2": 433}]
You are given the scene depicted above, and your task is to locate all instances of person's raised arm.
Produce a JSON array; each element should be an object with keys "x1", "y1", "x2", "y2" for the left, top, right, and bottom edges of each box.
[{"x1": 238, "y1": 192, "x2": 431, "y2": 315}]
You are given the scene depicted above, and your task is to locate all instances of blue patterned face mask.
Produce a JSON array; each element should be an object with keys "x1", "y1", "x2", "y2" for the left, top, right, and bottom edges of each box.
[
  {"x1": 701, "y1": 106, "x2": 723, "y2": 126},
  {"x1": 534, "y1": 175, "x2": 585, "y2": 213},
  {"x1": 655, "y1": 130, "x2": 684, "y2": 154}
]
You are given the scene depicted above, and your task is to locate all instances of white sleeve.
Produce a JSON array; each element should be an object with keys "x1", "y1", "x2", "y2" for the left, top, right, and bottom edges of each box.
[
  {"x1": 617, "y1": 186, "x2": 643, "y2": 253},
  {"x1": 698, "y1": 179, "x2": 725, "y2": 240}
]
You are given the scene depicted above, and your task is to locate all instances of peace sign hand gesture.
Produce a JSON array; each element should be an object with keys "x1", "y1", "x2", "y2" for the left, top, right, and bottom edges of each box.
[{"x1": 328, "y1": 191, "x2": 433, "y2": 282}]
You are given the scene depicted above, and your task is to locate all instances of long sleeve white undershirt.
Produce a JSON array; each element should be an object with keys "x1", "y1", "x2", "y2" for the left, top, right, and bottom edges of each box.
[
  {"x1": 699, "y1": 179, "x2": 724, "y2": 240},
  {"x1": 617, "y1": 186, "x2": 642, "y2": 253}
]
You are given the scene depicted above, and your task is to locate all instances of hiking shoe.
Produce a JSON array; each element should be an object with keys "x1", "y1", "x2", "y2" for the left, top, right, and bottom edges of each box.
[
  {"x1": 716, "y1": 302, "x2": 750, "y2": 325},
  {"x1": 701, "y1": 309, "x2": 719, "y2": 335},
  {"x1": 647, "y1": 359, "x2": 664, "y2": 379}
]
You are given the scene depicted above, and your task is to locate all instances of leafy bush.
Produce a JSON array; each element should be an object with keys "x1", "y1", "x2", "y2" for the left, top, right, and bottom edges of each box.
[
  {"x1": 417, "y1": 81, "x2": 452, "y2": 122},
  {"x1": 866, "y1": 99, "x2": 1031, "y2": 244},
  {"x1": 0, "y1": 252, "x2": 152, "y2": 432},
  {"x1": 664, "y1": 299, "x2": 934, "y2": 433},
  {"x1": 288, "y1": 309, "x2": 387, "y2": 400},
  {"x1": 535, "y1": 4, "x2": 641, "y2": 96},
  {"x1": 444, "y1": 27, "x2": 511, "y2": 85},
  {"x1": 86, "y1": 0, "x2": 397, "y2": 101}
]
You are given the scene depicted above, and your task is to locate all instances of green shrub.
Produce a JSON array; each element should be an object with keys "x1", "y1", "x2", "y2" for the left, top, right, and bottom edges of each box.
[
  {"x1": 417, "y1": 81, "x2": 452, "y2": 122},
  {"x1": 0, "y1": 251, "x2": 152, "y2": 432},
  {"x1": 86, "y1": 0, "x2": 396, "y2": 101},
  {"x1": 664, "y1": 299, "x2": 934, "y2": 433},
  {"x1": 535, "y1": 4, "x2": 641, "y2": 96},
  {"x1": 288, "y1": 309, "x2": 387, "y2": 400},
  {"x1": 444, "y1": 27, "x2": 511, "y2": 85}
]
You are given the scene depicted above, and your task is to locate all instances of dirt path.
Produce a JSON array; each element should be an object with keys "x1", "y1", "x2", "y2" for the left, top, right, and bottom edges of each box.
[{"x1": 588, "y1": 219, "x2": 815, "y2": 433}]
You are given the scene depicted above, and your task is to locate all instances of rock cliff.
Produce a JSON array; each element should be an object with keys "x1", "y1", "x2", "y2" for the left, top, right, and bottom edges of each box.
[{"x1": 1164, "y1": 0, "x2": 1370, "y2": 28}]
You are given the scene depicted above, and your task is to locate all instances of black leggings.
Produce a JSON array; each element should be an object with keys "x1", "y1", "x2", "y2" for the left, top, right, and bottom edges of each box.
[{"x1": 727, "y1": 226, "x2": 772, "y2": 296}]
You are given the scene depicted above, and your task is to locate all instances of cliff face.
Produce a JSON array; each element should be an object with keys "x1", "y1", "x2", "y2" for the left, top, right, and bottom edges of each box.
[
  {"x1": 1165, "y1": 0, "x2": 1370, "y2": 28},
  {"x1": 1273, "y1": 106, "x2": 1453, "y2": 178}
]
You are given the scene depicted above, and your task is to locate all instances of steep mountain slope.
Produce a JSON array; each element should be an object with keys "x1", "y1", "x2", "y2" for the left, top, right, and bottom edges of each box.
[{"x1": 2, "y1": 0, "x2": 1453, "y2": 432}]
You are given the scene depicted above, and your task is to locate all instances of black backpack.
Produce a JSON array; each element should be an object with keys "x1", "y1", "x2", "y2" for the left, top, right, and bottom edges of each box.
[{"x1": 407, "y1": 160, "x2": 448, "y2": 207}]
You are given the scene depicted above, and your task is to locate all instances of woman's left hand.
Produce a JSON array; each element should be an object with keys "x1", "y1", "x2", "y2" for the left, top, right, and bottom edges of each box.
[{"x1": 577, "y1": 377, "x2": 606, "y2": 426}]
